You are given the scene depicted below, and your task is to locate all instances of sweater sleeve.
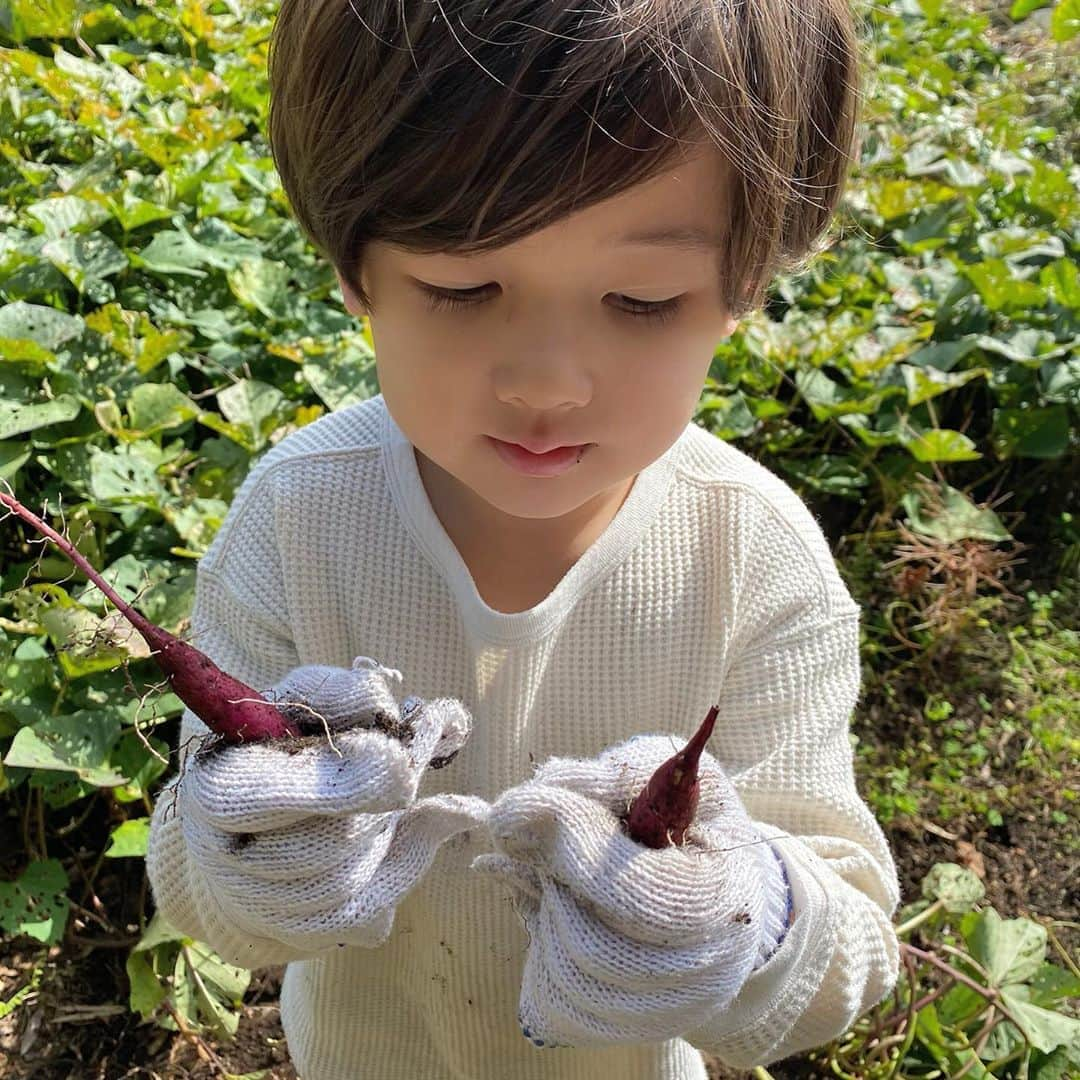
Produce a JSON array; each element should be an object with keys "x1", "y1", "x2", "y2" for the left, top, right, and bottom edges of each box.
[
  {"x1": 683, "y1": 591, "x2": 901, "y2": 1066},
  {"x1": 144, "y1": 461, "x2": 322, "y2": 969}
]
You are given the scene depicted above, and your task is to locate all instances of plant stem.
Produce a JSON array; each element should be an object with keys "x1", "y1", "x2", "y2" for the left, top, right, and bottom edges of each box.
[
  {"x1": 163, "y1": 991, "x2": 226, "y2": 1074},
  {"x1": 896, "y1": 898, "x2": 944, "y2": 937},
  {"x1": 881, "y1": 1014, "x2": 919, "y2": 1080},
  {"x1": 938, "y1": 941, "x2": 994, "y2": 984},
  {"x1": 902, "y1": 943, "x2": 1029, "y2": 1036},
  {"x1": 901, "y1": 943, "x2": 988, "y2": 999},
  {"x1": 985, "y1": 1043, "x2": 1026, "y2": 1073},
  {"x1": 1043, "y1": 919, "x2": 1080, "y2": 978}
]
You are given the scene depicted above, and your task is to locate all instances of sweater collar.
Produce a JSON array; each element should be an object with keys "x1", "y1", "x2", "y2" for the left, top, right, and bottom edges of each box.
[{"x1": 380, "y1": 396, "x2": 686, "y2": 644}]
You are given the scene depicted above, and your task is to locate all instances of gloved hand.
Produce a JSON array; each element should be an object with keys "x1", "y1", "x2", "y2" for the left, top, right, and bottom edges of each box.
[
  {"x1": 471, "y1": 733, "x2": 794, "y2": 1048},
  {"x1": 162, "y1": 656, "x2": 489, "y2": 955}
]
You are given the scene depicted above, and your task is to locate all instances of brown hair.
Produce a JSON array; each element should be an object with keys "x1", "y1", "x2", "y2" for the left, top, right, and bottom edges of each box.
[{"x1": 267, "y1": 0, "x2": 864, "y2": 320}]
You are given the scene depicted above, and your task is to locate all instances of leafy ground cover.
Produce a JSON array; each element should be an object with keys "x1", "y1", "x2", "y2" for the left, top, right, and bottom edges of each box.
[{"x1": 0, "y1": 0, "x2": 1077, "y2": 1077}]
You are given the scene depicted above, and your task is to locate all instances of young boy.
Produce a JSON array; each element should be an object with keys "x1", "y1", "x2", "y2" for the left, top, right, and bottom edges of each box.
[{"x1": 146, "y1": 2, "x2": 902, "y2": 1077}]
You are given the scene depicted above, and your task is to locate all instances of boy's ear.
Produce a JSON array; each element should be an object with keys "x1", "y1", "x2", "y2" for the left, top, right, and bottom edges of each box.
[{"x1": 335, "y1": 268, "x2": 368, "y2": 317}]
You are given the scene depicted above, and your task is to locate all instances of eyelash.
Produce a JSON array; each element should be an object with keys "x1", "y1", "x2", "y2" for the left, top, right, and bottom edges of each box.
[{"x1": 418, "y1": 285, "x2": 684, "y2": 326}]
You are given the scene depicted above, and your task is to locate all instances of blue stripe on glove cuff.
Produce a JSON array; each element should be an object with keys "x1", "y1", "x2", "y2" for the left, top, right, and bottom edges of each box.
[{"x1": 756, "y1": 842, "x2": 795, "y2": 968}]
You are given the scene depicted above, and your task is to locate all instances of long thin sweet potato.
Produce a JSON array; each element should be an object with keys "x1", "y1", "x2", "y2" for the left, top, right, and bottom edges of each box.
[{"x1": 1, "y1": 490, "x2": 300, "y2": 743}]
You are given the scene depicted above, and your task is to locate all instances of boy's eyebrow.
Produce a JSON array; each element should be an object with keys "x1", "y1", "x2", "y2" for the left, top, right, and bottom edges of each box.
[{"x1": 611, "y1": 226, "x2": 722, "y2": 251}]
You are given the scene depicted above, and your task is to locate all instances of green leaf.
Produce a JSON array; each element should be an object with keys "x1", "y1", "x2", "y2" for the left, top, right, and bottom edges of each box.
[
  {"x1": 0, "y1": 395, "x2": 82, "y2": 440},
  {"x1": 109, "y1": 729, "x2": 171, "y2": 803},
  {"x1": 0, "y1": 0, "x2": 79, "y2": 42},
  {"x1": 125, "y1": 946, "x2": 169, "y2": 1021},
  {"x1": 125, "y1": 383, "x2": 200, "y2": 436},
  {"x1": 902, "y1": 483, "x2": 1012, "y2": 542},
  {"x1": 897, "y1": 200, "x2": 963, "y2": 252},
  {"x1": 951, "y1": 1049, "x2": 992, "y2": 1079},
  {"x1": 1032, "y1": 1044, "x2": 1079, "y2": 1080},
  {"x1": 216, "y1": 379, "x2": 287, "y2": 452},
  {"x1": 964, "y1": 258, "x2": 1048, "y2": 312},
  {"x1": 301, "y1": 339, "x2": 379, "y2": 412},
  {"x1": 0, "y1": 440, "x2": 32, "y2": 481},
  {"x1": 197, "y1": 410, "x2": 258, "y2": 451},
  {"x1": 25, "y1": 194, "x2": 113, "y2": 239},
  {"x1": 133, "y1": 910, "x2": 190, "y2": 953},
  {"x1": 13, "y1": 583, "x2": 140, "y2": 678},
  {"x1": 72, "y1": 552, "x2": 158, "y2": 612},
  {"x1": 104, "y1": 817, "x2": 150, "y2": 857},
  {"x1": 73, "y1": 551, "x2": 195, "y2": 635},
  {"x1": 865, "y1": 177, "x2": 956, "y2": 223},
  {"x1": 0, "y1": 301, "x2": 83, "y2": 354},
  {"x1": 901, "y1": 427, "x2": 982, "y2": 463},
  {"x1": 227, "y1": 258, "x2": 292, "y2": 319},
  {"x1": 904, "y1": 338, "x2": 981, "y2": 373},
  {"x1": 1023, "y1": 159, "x2": 1076, "y2": 220},
  {"x1": 52, "y1": 45, "x2": 143, "y2": 108},
  {"x1": 976, "y1": 227, "x2": 1065, "y2": 264},
  {"x1": 84, "y1": 303, "x2": 191, "y2": 377},
  {"x1": 106, "y1": 186, "x2": 177, "y2": 233},
  {"x1": 1000, "y1": 987, "x2": 1080, "y2": 1055},
  {"x1": 1029, "y1": 962, "x2": 1080, "y2": 1008},
  {"x1": 780, "y1": 454, "x2": 869, "y2": 497},
  {"x1": 0, "y1": 636, "x2": 58, "y2": 727},
  {"x1": 900, "y1": 363, "x2": 987, "y2": 406},
  {"x1": 41, "y1": 231, "x2": 128, "y2": 296},
  {"x1": 698, "y1": 391, "x2": 758, "y2": 439},
  {"x1": 1040, "y1": 258, "x2": 1080, "y2": 308},
  {"x1": 795, "y1": 367, "x2": 893, "y2": 421},
  {"x1": 993, "y1": 405, "x2": 1071, "y2": 459},
  {"x1": 973, "y1": 329, "x2": 1066, "y2": 366},
  {"x1": 88, "y1": 441, "x2": 169, "y2": 505},
  {"x1": 182, "y1": 940, "x2": 252, "y2": 1040},
  {"x1": 0, "y1": 337, "x2": 55, "y2": 369},
  {"x1": 1051, "y1": 0, "x2": 1080, "y2": 41},
  {"x1": 983, "y1": 1018, "x2": 1025, "y2": 1061},
  {"x1": 937, "y1": 981, "x2": 986, "y2": 1026},
  {"x1": 3, "y1": 712, "x2": 127, "y2": 787},
  {"x1": 913, "y1": 999, "x2": 990, "y2": 1079},
  {"x1": 966, "y1": 908, "x2": 1047, "y2": 987},
  {"x1": 902, "y1": 146, "x2": 985, "y2": 188},
  {"x1": 1010, "y1": 0, "x2": 1052, "y2": 18},
  {"x1": 915, "y1": 1000, "x2": 949, "y2": 1049},
  {"x1": 188, "y1": 217, "x2": 264, "y2": 269},
  {"x1": 161, "y1": 498, "x2": 228, "y2": 556},
  {"x1": 131, "y1": 228, "x2": 212, "y2": 279},
  {"x1": 0, "y1": 858, "x2": 70, "y2": 946},
  {"x1": 920, "y1": 862, "x2": 986, "y2": 912}
]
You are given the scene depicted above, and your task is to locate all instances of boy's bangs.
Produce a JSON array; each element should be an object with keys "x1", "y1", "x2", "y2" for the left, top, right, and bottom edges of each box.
[{"x1": 339, "y1": 6, "x2": 715, "y2": 258}]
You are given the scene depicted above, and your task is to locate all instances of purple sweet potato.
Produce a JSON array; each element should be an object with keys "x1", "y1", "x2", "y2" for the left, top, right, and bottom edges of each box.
[{"x1": 623, "y1": 705, "x2": 719, "y2": 848}]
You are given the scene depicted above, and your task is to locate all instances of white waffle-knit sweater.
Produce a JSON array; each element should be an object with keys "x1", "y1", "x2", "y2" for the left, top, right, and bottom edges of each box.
[{"x1": 146, "y1": 392, "x2": 901, "y2": 1079}]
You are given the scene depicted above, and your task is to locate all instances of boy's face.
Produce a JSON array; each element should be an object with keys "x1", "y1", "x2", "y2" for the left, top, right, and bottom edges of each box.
[{"x1": 336, "y1": 150, "x2": 738, "y2": 543}]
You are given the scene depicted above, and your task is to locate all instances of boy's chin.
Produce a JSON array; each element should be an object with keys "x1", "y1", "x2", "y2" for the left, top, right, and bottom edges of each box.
[
  {"x1": 476, "y1": 468, "x2": 639, "y2": 526},
  {"x1": 472, "y1": 473, "x2": 597, "y2": 520}
]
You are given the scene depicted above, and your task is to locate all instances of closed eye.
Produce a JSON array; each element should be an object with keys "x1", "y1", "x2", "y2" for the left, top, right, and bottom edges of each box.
[{"x1": 416, "y1": 283, "x2": 684, "y2": 326}]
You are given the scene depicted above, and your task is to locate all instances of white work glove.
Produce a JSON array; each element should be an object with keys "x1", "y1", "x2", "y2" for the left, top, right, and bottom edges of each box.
[
  {"x1": 472, "y1": 733, "x2": 794, "y2": 1049},
  {"x1": 167, "y1": 656, "x2": 489, "y2": 955}
]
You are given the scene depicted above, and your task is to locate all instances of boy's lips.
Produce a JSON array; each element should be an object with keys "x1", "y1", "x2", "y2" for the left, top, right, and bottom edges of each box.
[
  {"x1": 487, "y1": 437, "x2": 594, "y2": 477},
  {"x1": 493, "y1": 435, "x2": 590, "y2": 455}
]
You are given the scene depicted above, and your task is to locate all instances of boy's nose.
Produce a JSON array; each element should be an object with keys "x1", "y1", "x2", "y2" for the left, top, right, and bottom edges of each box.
[{"x1": 492, "y1": 347, "x2": 592, "y2": 412}]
